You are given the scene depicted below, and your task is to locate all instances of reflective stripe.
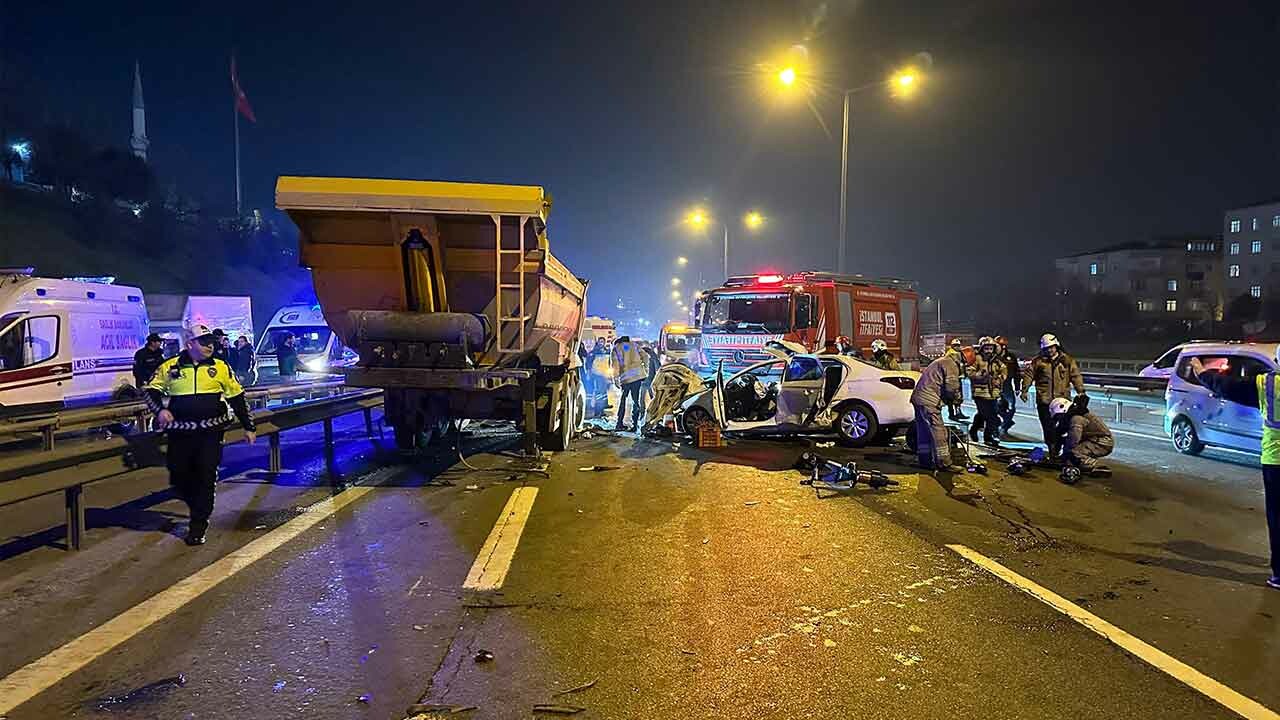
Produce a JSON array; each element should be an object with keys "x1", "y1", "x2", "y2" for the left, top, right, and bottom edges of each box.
[{"x1": 1260, "y1": 373, "x2": 1280, "y2": 430}]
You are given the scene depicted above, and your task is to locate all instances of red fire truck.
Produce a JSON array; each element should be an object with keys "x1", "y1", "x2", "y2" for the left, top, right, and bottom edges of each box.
[{"x1": 694, "y1": 272, "x2": 920, "y2": 371}]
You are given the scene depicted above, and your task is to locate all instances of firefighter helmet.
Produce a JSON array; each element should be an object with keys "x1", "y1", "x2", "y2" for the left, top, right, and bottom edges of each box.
[
  {"x1": 1040, "y1": 333, "x2": 1060, "y2": 350},
  {"x1": 1049, "y1": 397, "x2": 1073, "y2": 416},
  {"x1": 871, "y1": 339, "x2": 887, "y2": 353}
]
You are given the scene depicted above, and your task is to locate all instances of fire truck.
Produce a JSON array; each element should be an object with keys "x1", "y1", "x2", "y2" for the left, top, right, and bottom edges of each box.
[{"x1": 694, "y1": 272, "x2": 920, "y2": 372}]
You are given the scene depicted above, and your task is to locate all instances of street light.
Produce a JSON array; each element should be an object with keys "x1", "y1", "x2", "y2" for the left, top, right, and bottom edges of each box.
[
  {"x1": 770, "y1": 49, "x2": 930, "y2": 274},
  {"x1": 683, "y1": 206, "x2": 767, "y2": 281},
  {"x1": 671, "y1": 290, "x2": 681, "y2": 299},
  {"x1": 671, "y1": 277, "x2": 681, "y2": 286},
  {"x1": 778, "y1": 67, "x2": 797, "y2": 86},
  {"x1": 676, "y1": 256, "x2": 688, "y2": 266}
]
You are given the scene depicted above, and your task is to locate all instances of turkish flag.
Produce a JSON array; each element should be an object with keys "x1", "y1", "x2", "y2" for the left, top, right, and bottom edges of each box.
[{"x1": 230, "y1": 56, "x2": 256, "y2": 123}]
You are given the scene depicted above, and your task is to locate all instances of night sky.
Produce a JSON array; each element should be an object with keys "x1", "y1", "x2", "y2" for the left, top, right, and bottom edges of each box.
[{"x1": 7, "y1": 1, "x2": 1279, "y2": 319}]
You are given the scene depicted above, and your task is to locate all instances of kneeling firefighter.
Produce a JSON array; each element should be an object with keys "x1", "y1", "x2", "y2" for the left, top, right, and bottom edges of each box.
[
  {"x1": 145, "y1": 324, "x2": 257, "y2": 546},
  {"x1": 1050, "y1": 395, "x2": 1113, "y2": 474}
]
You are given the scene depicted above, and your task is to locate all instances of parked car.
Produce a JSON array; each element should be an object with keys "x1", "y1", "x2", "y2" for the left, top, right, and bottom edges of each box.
[
  {"x1": 677, "y1": 340, "x2": 917, "y2": 446},
  {"x1": 1164, "y1": 341, "x2": 1277, "y2": 455}
]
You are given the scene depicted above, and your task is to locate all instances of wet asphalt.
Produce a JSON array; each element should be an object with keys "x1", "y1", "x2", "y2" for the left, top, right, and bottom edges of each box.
[{"x1": 0, "y1": 403, "x2": 1276, "y2": 719}]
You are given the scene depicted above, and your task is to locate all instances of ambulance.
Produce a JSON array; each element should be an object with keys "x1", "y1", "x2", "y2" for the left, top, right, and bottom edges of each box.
[
  {"x1": 695, "y1": 272, "x2": 920, "y2": 373},
  {"x1": 0, "y1": 270, "x2": 149, "y2": 415},
  {"x1": 254, "y1": 303, "x2": 358, "y2": 380},
  {"x1": 658, "y1": 321, "x2": 701, "y2": 367}
]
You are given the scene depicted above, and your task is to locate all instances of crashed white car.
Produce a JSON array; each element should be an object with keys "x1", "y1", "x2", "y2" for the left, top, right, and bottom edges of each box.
[{"x1": 676, "y1": 341, "x2": 918, "y2": 446}]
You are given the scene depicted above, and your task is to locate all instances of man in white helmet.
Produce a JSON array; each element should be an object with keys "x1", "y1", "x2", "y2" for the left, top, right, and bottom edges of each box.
[
  {"x1": 966, "y1": 336, "x2": 1008, "y2": 445},
  {"x1": 870, "y1": 338, "x2": 899, "y2": 370},
  {"x1": 1020, "y1": 333, "x2": 1084, "y2": 459},
  {"x1": 1189, "y1": 352, "x2": 1280, "y2": 590},
  {"x1": 1049, "y1": 395, "x2": 1113, "y2": 476},
  {"x1": 145, "y1": 324, "x2": 257, "y2": 545}
]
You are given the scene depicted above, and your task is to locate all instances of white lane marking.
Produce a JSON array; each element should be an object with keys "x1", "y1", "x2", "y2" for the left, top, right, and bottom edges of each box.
[
  {"x1": 0, "y1": 485, "x2": 378, "y2": 716},
  {"x1": 946, "y1": 544, "x2": 1280, "y2": 720},
  {"x1": 463, "y1": 487, "x2": 538, "y2": 591}
]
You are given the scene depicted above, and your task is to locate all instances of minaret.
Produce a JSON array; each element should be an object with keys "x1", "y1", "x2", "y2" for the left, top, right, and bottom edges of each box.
[{"x1": 130, "y1": 62, "x2": 149, "y2": 161}]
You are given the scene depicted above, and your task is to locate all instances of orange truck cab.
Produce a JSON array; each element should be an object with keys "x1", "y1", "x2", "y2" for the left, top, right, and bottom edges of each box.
[{"x1": 694, "y1": 272, "x2": 919, "y2": 372}]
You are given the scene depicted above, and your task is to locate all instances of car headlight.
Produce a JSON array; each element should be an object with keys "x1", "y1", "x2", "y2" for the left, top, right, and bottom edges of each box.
[{"x1": 304, "y1": 358, "x2": 329, "y2": 372}]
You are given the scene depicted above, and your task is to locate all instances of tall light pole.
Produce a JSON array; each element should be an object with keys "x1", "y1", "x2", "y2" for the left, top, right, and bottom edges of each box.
[
  {"x1": 685, "y1": 207, "x2": 765, "y2": 280},
  {"x1": 773, "y1": 55, "x2": 926, "y2": 274}
]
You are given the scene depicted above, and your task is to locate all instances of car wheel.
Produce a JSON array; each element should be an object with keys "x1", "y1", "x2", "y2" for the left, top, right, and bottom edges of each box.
[
  {"x1": 836, "y1": 402, "x2": 878, "y2": 448},
  {"x1": 683, "y1": 406, "x2": 713, "y2": 435},
  {"x1": 1170, "y1": 417, "x2": 1204, "y2": 455}
]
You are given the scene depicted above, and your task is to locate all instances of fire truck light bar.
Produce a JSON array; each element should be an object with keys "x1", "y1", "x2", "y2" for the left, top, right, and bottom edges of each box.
[{"x1": 756, "y1": 274, "x2": 784, "y2": 284}]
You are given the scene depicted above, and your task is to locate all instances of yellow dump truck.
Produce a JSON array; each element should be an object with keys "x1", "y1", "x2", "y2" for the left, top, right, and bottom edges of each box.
[{"x1": 276, "y1": 176, "x2": 588, "y2": 452}]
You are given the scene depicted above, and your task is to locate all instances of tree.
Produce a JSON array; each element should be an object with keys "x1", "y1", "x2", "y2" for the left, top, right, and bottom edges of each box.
[
  {"x1": 1227, "y1": 292, "x2": 1261, "y2": 323},
  {"x1": 29, "y1": 124, "x2": 93, "y2": 197},
  {"x1": 84, "y1": 148, "x2": 154, "y2": 203}
]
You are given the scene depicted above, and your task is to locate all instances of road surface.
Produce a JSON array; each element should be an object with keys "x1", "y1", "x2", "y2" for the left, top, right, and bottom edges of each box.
[{"x1": 0, "y1": 407, "x2": 1276, "y2": 719}]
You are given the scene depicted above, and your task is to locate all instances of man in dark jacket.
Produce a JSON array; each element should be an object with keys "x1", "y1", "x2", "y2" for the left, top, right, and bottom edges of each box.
[
  {"x1": 1021, "y1": 333, "x2": 1085, "y2": 459},
  {"x1": 133, "y1": 333, "x2": 167, "y2": 388},
  {"x1": 276, "y1": 333, "x2": 299, "y2": 380},
  {"x1": 994, "y1": 335, "x2": 1022, "y2": 433}
]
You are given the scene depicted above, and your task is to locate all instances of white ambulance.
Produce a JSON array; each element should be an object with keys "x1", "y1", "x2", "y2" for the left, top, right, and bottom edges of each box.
[
  {"x1": 254, "y1": 303, "x2": 357, "y2": 380},
  {"x1": 0, "y1": 270, "x2": 149, "y2": 415}
]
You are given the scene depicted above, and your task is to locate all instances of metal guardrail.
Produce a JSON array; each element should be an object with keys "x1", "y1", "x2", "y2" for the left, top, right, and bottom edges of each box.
[
  {"x1": 0, "y1": 388, "x2": 384, "y2": 550},
  {"x1": 0, "y1": 379, "x2": 352, "y2": 452},
  {"x1": 1076, "y1": 357, "x2": 1149, "y2": 375},
  {"x1": 1081, "y1": 372, "x2": 1167, "y2": 393}
]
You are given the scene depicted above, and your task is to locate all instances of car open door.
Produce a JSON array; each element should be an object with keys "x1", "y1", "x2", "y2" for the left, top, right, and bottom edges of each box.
[
  {"x1": 775, "y1": 354, "x2": 828, "y2": 428},
  {"x1": 710, "y1": 358, "x2": 727, "y2": 427}
]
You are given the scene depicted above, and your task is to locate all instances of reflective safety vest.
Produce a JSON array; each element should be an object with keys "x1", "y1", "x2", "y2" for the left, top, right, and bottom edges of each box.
[
  {"x1": 1256, "y1": 372, "x2": 1280, "y2": 464},
  {"x1": 612, "y1": 342, "x2": 649, "y2": 385}
]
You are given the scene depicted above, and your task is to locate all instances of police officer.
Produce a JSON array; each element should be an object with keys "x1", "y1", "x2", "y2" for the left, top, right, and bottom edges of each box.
[
  {"x1": 870, "y1": 339, "x2": 900, "y2": 370},
  {"x1": 133, "y1": 333, "x2": 167, "y2": 388},
  {"x1": 145, "y1": 324, "x2": 256, "y2": 546},
  {"x1": 1020, "y1": 333, "x2": 1084, "y2": 459},
  {"x1": 1189, "y1": 354, "x2": 1280, "y2": 590},
  {"x1": 611, "y1": 335, "x2": 649, "y2": 431}
]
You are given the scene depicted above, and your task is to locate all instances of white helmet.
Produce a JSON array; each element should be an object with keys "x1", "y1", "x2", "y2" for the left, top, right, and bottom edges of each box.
[
  {"x1": 1048, "y1": 397, "x2": 1072, "y2": 416},
  {"x1": 978, "y1": 335, "x2": 996, "y2": 348},
  {"x1": 871, "y1": 339, "x2": 887, "y2": 353},
  {"x1": 184, "y1": 323, "x2": 214, "y2": 342},
  {"x1": 1040, "y1": 333, "x2": 1060, "y2": 350}
]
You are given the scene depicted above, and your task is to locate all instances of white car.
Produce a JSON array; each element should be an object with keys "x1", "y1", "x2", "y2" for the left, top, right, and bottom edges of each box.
[
  {"x1": 677, "y1": 341, "x2": 918, "y2": 446},
  {"x1": 1140, "y1": 340, "x2": 1235, "y2": 380}
]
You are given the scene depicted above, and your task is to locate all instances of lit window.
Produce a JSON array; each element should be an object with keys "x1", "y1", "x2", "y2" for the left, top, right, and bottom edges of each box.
[
  {"x1": 1188, "y1": 300, "x2": 1204, "y2": 311},
  {"x1": 1089, "y1": 262, "x2": 1098, "y2": 276},
  {"x1": 1166, "y1": 279, "x2": 1177, "y2": 291},
  {"x1": 1252, "y1": 240, "x2": 1263, "y2": 253},
  {"x1": 1273, "y1": 215, "x2": 1280, "y2": 228},
  {"x1": 1230, "y1": 219, "x2": 1241, "y2": 232},
  {"x1": 1251, "y1": 285, "x2": 1262, "y2": 299},
  {"x1": 1186, "y1": 242, "x2": 1192, "y2": 251},
  {"x1": 1229, "y1": 264, "x2": 1241, "y2": 277},
  {"x1": 1165, "y1": 299, "x2": 1177, "y2": 312},
  {"x1": 1253, "y1": 218, "x2": 1260, "y2": 231},
  {"x1": 1230, "y1": 242, "x2": 1240, "y2": 255},
  {"x1": 1137, "y1": 300, "x2": 1155, "y2": 312}
]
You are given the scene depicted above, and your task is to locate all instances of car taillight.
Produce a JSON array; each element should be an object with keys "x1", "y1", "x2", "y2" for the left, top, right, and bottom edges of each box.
[{"x1": 881, "y1": 376, "x2": 915, "y2": 390}]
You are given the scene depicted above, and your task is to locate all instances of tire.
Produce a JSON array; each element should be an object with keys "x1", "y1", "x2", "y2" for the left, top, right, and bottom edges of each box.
[
  {"x1": 1170, "y1": 417, "x2": 1204, "y2": 455},
  {"x1": 543, "y1": 377, "x2": 576, "y2": 452},
  {"x1": 393, "y1": 423, "x2": 418, "y2": 451},
  {"x1": 682, "y1": 406, "x2": 713, "y2": 436},
  {"x1": 836, "y1": 402, "x2": 878, "y2": 448}
]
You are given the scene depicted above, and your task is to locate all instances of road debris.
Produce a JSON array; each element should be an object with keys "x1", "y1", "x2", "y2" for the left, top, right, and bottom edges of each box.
[
  {"x1": 272, "y1": 680, "x2": 287, "y2": 693},
  {"x1": 814, "y1": 441, "x2": 835, "y2": 448},
  {"x1": 533, "y1": 704, "x2": 586, "y2": 715},
  {"x1": 357, "y1": 694, "x2": 372, "y2": 703},
  {"x1": 474, "y1": 649, "x2": 495, "y2": 663},
  {"x1": 413, "y1": 624, "x2": 426, "y2": 631},
  {"x1": 93, "y1": 674, "x2": 186, "y2": 712},
  {"x1": 406, "y1": 703, "x2": 478, "y2": 715},
  {"x1": 577, "y1": 465, "x2": 621, "y2": 472},
  {"x1": 465, "y1": 484, "x2": 480, "y2": 491},
  {"x1": 702, "y1": 537, "x2": 711, "y2": 545},
  {"x1": 744, "y1": 500, "x2": 761, "y2": 507},
  {"x1": 794, "y1": 452, "x2": 897, "y2": 493},
  {"x1": 679, "y1": 649, "x2": 696, "y2": 655},
  {"x1": 823, "y1": 639, "x2": 838, "y2": 648},
  {"x1": 419, "y1": 520, "x2": 431, "y2": 526},
  {"x1": 552, "y1": 679, "x2": 598, "y2": 696}
]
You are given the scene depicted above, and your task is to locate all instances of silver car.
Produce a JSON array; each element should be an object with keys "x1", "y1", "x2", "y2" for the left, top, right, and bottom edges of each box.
[{"x1": 1164, "y1": 342, "x2": 1277, "y2": 455}]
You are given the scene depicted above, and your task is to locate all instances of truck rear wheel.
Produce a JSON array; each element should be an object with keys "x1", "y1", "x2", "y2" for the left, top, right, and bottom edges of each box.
[{"x1": 543, "y1": 376, "x2": 577, "y2": 452}]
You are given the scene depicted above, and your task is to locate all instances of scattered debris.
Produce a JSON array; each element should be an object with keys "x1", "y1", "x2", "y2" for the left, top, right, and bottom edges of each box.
[
  {"x1": 794, "y1": 452, "x2": 897, "y2": 493},
  {"x1": 254, "y1": 524, "x2": 267, "y2": 530},
  {"x1": 580, "y1": 431, "x2": 594, "y2": 440},
  {"x1": 552, "y1": 679, "x2": 598, "y2": 696},
  {"x1": 465, "y1": 484, "x2": 480, "y2": 491},
  {"x1": 357, "y1": 694, "x2": 372, "y2": 703},
  {"x1": 94, "y1": 674, "x2": 186, "y2": 712},
  {"x1": 577, "y1": 465, "x2": 620, "y2": 472},
  {"x1": 701, "y1": 537, "x2": 710, "y2": 545},
  {"x1": 823, "y1": 639, "x2": 838, "y2": 648},
  {"x1": 908, "y1": 624, "x2": 925, "y2": 633},
  {"x1": 419, "y1": 520, "x2": 431, "y2": 526},
  {"x1": 679, "y1": 649, "x2": 696, "y2": 655},
  {"x1": 474, "y1": 649, "x2": 495, "y2": 663},
  {"x1": 744, "y1": 500, "x2": 761, "y2": 507},
  {"x1": 273, "y1": 680, "x2": 287, "y2": 693},
  {"x1": 413, "y1": 624, "x2": 426, "y2": 632},
  {"x1": 533, "y1": 704, "x2": 585, "y2": 715},
  {"x1": 814, "y1": 441, "x2": 835, "y2": 448}
]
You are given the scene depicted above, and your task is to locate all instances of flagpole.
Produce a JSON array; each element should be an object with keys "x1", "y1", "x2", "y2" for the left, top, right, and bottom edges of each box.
[{"x1": 234, "y1": 101, "x2": 242, "y2": 217}]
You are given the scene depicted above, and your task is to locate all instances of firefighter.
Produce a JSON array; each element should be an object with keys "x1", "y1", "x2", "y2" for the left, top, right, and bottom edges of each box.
[
  {"x1": 967, "y1": 336, "x2": 1007, "y2": 445},
  {"x1": 1020, "y1": 333, "x2": 1085, "y2": 459},
  {"x1": 870, "y1": 339, "x2": 900, "y2": 370},
  {"x1": 144, "y1": 324, "x2": 256, "y2": 546},
  {"x1": 833, "y1": 335, "x2": 863, "y2": 358},
  {"x1": 611, "y1": 335, "x2": 649, "y2": 431},
  {"x1": 944, "y1": 338, "x2": 969, "y2": 421},
  {"x1": 994, "y1": 336, "x2": 1022, "y2": 433},
  {"x1": 1050, "y1": 395, "x2": 1113, "y2": 475},
  {"x1": 910, "y1": 345, "x2": 973, "y2": 476}
]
